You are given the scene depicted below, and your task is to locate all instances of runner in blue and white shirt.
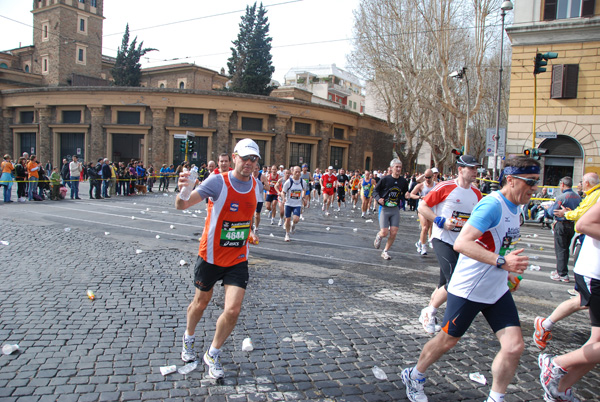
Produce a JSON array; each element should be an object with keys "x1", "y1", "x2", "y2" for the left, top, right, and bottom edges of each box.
[
  {"x1": 282, "y1": 166, "x2": 307, "y2": 242},
  {"x1": 402, "y1": 156, "x2": 539, "y2": 402}
]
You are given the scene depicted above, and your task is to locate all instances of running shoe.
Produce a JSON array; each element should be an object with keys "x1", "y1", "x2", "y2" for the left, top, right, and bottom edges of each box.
[
  {"x1": 203, "y1": 350, "x2": 224, "y2": 379},
  {"x1": 420, "y1": 245, "x2": 427, "y2": 256},
  {"x1": 278, "y1": 218, "x2": 283, "y2": 226},
  {"x1": 533, "y1": 317, "x2": 552, "y2": 350},
  {"x1": 401, "y1": 368, "x2": 428, "y2": 402},
  {"x1": 542, "y1": 387, "x2": 580, "y2": 402},
  {"x1": 567, "y1": 289, "x2": 577, "y2": 296},
  {"x1": 381, "y1": 250, "x2": 391, "y2": 260},
  {"x1": 181, "y1": 334, "x2": 196, "y2": 363},
  {"x1": 415, "y1": 241, "x2": 422, "y2": 253},
  {"x1": 270, "y1": 218, "x2": 274, "y2": 225},
  {"x1": 418, "y1": 308, "x2": 440, "y2": 334},
  {"x1": 374, "y1": 234, "x2": 382, "y2": 249},
  {"x1": 427, "y1": 240, "x2": 433, "y2": 249},
  {"x1": 539, "y1": 354, "x2": 568, "y2": 401},
  {"x1": 284, "y1": 233, "x2": 290, "y2": 242},
  {"x1": 325, "y1": 211, "x2": 330, "y2": 216},
  {"x1": 550, "y1": 271, "x2": 570, "y2": 282}
]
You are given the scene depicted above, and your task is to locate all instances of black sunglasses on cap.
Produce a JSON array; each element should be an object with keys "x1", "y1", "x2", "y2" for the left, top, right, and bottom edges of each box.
[
  {"x1": 511, "y1": 175, "x2": 540, "y2": 186},
  {"x1": 238, "y1": 155, "x2": 259, "y2": 162}
]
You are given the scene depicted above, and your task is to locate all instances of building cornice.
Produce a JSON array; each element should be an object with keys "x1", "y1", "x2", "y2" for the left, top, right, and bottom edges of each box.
[{"x1": 506, "y1": 17, "x2": 600, "y2": 46}]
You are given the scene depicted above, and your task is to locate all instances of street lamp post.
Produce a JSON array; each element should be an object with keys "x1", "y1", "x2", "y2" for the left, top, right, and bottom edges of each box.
[
  {"x1": 492, "y1": 0, "x2": 513, "y2": 183},
  {"x1": 450, "y1": 67, "x2": 470, "y2": 155}
]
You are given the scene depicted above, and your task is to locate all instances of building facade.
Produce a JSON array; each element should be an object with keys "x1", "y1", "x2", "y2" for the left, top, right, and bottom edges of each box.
[
  {"x1": 283, "y1": 65, "x2": 365, "y2": 114},
  {"x1": 1, "y1": 86, "x2": 392, "y2": 171},
  {"x1": 506, "y1": 0, "x2": 600, "y2": 184},
  {"x1": 0, "y1": 1, "x2": 392, "y2": 171}
]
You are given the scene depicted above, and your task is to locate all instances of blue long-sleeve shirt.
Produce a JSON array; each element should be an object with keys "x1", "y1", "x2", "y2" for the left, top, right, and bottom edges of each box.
[{"x1": 548, "y1": 188, "x2": 581, "y2": 221}]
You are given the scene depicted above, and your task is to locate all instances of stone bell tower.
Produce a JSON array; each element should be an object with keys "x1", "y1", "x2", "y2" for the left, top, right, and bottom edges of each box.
[{"x1": 31, "y1": 0, "x2": 105, "y2": 86}]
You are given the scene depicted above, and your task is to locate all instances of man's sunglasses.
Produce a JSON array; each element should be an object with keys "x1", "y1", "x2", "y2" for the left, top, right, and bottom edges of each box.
[
  {"x1": 511, "y1": 175, "x2": 540, "y2": 186},
  {"x1": 239, "y1": 155, "x2": 259, "y2": 162},
  {"x1": 424, "y1": 176, "x2": 432, "y2": 179}
]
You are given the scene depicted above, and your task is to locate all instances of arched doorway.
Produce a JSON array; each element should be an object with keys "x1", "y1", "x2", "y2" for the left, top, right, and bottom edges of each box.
[{"x1": 539, "y1": 135, "x2": 583, "y2": 186}]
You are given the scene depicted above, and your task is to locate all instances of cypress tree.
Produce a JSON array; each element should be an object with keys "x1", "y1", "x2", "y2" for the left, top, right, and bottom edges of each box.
[
  {"x1": 111, "y1": 24, "x2": 156, "y2": 87},
  {"x1": 227, "y1": 3, "x2": 275, "y2": 95}
]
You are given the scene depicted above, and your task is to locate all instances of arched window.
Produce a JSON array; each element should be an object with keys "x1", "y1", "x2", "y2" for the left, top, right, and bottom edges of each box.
[
  {"x1": 179, "y1": 82, "x2": 185, "y2": 89},
  {"x1": 159, "y1": 83, "x2": 165, "y2": 88},
  {"x1": 24, "y1": 64, "x2": 30, "y2": 72},
  {"x1": 0, "y1": 63, "x2": 8, "y2": 69}
]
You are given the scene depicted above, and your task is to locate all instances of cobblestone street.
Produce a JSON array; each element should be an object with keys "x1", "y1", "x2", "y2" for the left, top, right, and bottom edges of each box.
[{"x1": 0, "y1": 192, "x2": 598, "y2": 401}]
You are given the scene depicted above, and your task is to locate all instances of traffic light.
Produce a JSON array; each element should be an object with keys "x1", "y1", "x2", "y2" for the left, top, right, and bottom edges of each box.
[
  {"x1": 180, "y1": 139, "x2": 186, "y2": 152},
  {"x1": 525, "y1": 148, "x2": 547, "y2": 160},
  {"x1": 451, "y1": 147, "x2": 464, "y2": 158},
  {"x1": 187, "y1": 140, "x2": 194, "y2": 153},
  {"x1": 534, "y1": 52, "x2": 558, "y2": 75}
]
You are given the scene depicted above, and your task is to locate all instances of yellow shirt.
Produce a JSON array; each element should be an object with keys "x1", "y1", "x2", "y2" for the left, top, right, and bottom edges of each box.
[{"x1": 565, "y1": 183, "x2": 600, "y2": 227}]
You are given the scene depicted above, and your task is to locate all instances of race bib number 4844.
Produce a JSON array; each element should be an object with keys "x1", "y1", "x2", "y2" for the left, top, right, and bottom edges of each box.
[{"x1": 220, "y1": 220, "x2": 250, "y2": 247}]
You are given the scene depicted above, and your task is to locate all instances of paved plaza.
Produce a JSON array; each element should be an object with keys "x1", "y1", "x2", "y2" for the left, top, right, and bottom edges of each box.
[{"x1": 0, "y1": 187, "x2": 598, "y2": 401}]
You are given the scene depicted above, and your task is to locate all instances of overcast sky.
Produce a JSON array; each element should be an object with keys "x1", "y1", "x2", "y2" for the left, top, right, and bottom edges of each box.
[{"x1": 0, "y1": 0, "x2": 361, "y2": 83}]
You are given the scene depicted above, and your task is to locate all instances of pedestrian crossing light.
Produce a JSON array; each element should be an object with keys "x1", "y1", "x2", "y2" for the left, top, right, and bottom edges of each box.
[
  {"x1": 451, "y1": 148, "x2": 463, "y2": 157},
  {"x1": 180, "y1": 139, "x2": 186, "y2": 152},
  {"x1": 524, "y1": 148, "x2": 532, "y2": 157},
  {"x1": 534, "y1": 52, "x2": 558, "y2": 75}
]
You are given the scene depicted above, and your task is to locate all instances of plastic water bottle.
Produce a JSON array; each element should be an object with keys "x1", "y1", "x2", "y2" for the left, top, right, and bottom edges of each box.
[
  {"x1": 86, "y1": 290, "x2": 95, "y2": 300},
  {"x1": 179, "y1": 167, "x2": 198, "y2": 201},
  {"x1": 2, "y1": 344, "x2": 19, "y2": 355},
  {"x1": 242, "y1": 337, "x2": 254, "y2": 352},
  {"x1": 372, "y1": 366, "x2": 388, "y2": 380},
  {"x1": 177, "y1": 361, "x2": 198, "y2": 375},
  {"x1": 508, "y1": 275, "x2": 523, "y2": 290}
]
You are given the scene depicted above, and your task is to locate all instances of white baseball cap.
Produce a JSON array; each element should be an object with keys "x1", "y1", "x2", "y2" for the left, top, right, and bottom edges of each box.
[
  {"x1": 431, "y1": 167, "x2": 439, "y2": 173},
  {"x1": 328, "y1": 166, "x2": 334, "y2": 170},
  {"x1": 234, "y1": 138, "x2": 261, "y2": 158}
]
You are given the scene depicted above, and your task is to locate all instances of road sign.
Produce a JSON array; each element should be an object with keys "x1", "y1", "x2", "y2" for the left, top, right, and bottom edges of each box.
[
  {"x1": 174, "y1": 134, "x2": 187, "y2": 139},
  {"x1": 185, "y1": 131, "x2": 195, "y2": 137},
  {"x1": 485, "y1": 128, "x2": 506, "y2": 157},
  {"x1": 536, "y1": 132, "x2": 557, "y2": 139}
]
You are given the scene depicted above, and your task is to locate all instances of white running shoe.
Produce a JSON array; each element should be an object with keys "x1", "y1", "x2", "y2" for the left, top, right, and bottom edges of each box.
[
  {"x1": 181, "y1": 334, "x2": 196, "y2": 363},
  {"x1": 418, "y1": 308, "x2": 441, "y2": 334},
  {"x1": 270, "y1": 218, "x2": 274, "y2": 225},
  {"x1": 381, "y1": 250, "x2": 391, "y2": 260},
  {"x1": 427, "y1": 239, "x2": 433, "y2": 249},
  {"x1": 278, "y1": 218, "x2": 283, "y2": 226},
  {"x1": 415, "y1": 241, "x2": 422, "y2": 253},
  {"x1": 203, "y1": 351, "x2": 224, "y2": 379},
  {"x1": 284, "y1": 233, "x2": 290, "y2": 242},
  {"x1": 420, "y1": 246, "x2": 427, "y2": 256},
  {"x1": 374, "y1": 235, "x2": 382, "y2": 249},
  {"x1": 401, "y1": 368, "x2": 428, "y2": 402}
]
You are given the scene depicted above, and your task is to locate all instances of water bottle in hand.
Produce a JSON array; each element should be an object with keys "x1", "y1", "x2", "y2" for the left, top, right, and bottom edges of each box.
[{"x1": 179, "y1": 167, "x2": 198, "y2": 201}]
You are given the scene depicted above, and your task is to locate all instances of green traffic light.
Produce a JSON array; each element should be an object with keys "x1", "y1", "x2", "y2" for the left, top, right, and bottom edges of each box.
[{"x1": 542, "y1": 52, "x2": 558, "y2": 59}]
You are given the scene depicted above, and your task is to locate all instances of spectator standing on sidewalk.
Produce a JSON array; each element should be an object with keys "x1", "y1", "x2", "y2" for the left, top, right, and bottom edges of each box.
[
  {"x1": 69, "y1": 156, "x2": 83, "y2": 199},
  {"x1": 547, "y1": 177, "x2": 581, "y2": 282}
]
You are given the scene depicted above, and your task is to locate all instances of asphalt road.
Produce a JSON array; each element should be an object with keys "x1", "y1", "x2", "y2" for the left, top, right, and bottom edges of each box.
[{"x1": 0, "y1": 183, "x2": 598, "y2": 401}]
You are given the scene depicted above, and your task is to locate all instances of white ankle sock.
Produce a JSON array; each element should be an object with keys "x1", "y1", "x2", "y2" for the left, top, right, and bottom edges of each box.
[
  {"x1": 487, "y1": 390, "x2": 504, "y2": 402},
  {"x1": 410, "y1": 366, "x2": 425, "y2": 380},
  {"x1": 542, "y1": 318, "x2": 555, "y2": 331},
  {"x1": 209, "y1": 346, "x2": 220, "y2": 358},
  {"x1": 426, "y1": 306, "x2": 437, "y2": 315}
]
